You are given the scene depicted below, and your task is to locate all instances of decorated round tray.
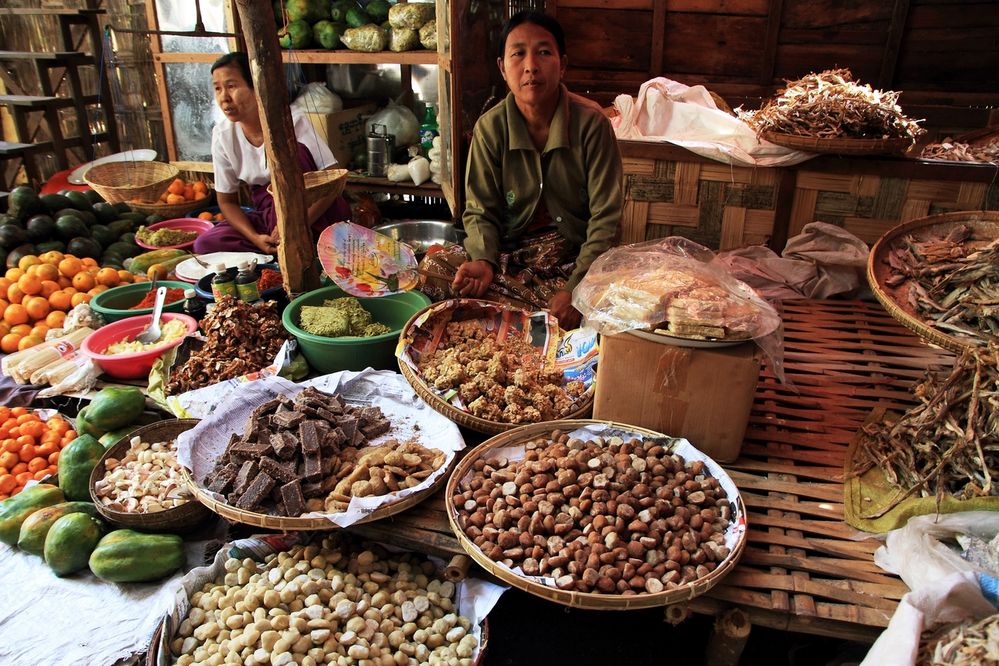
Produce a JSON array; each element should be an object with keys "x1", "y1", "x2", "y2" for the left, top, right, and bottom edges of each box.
[
  {"x1": 761, "y1": 129, "x2": 913, "y2": 156},
  {"x1": 445, "y1": 420, "x2": 747, "y2": 610},
  {"x1": 867, "y1": 210, "x2": 999, "y2": 354}
]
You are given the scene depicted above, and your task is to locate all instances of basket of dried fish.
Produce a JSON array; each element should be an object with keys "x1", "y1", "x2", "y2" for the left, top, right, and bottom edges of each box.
[
  {"x1": 742, "y1": 68, "x2": 924, "y2": 155},
  {"x1": 867, "y1": 210, "x2": 999, "y2": 353},
  {"x1": 396, "y1": 299, "x2": 595, "y2": 435}
]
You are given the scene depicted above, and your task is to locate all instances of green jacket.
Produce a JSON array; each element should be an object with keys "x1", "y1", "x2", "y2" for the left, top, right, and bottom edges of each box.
[{"x1": 462, "y1": 85, "x2": 623, "y2": 290}]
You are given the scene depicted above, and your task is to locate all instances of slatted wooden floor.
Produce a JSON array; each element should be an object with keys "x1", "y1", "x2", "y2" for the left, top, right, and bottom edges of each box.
[{"x1": 350, "y1": 299, "x2": 954, "y2": 643}]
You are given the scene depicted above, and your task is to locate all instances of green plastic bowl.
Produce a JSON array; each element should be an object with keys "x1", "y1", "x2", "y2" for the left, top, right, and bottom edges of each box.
[
  {"x1": 90, "y1": 280, "x2": 191, "y2": 323},
  {"x1": 282, "y1": 286, "x2": 430, "y2": 373}
]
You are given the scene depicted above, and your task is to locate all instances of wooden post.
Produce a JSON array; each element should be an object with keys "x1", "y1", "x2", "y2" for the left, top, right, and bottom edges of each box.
[
  {"x1": 703, "y1": 608, "x2": 751, "y2": 666},
  {"x1": 231, "y1": 0, "x2": 319, "y2": 295}
]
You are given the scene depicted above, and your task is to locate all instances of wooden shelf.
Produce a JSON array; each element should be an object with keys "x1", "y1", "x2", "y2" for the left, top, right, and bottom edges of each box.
[
  {"x1": 281, "y1": 49, "x2": 438, "y2": 66},
  {"x1": 345, "y1": 174, "x2": 443, "y2": 198}
]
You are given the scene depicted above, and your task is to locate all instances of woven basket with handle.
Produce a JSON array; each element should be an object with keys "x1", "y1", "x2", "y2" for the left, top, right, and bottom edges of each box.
[
  {"x1": 127, "y1": 161, "x2": 216, "y2": 218},
  {"x1": 83, "y1": 160, "x2": 179, "y2": 204}
]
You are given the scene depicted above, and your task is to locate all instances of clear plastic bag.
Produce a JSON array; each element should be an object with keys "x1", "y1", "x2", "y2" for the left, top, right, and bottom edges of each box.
[{"x1": 291, "y1": 82, "x2": 343, "y2": 114}]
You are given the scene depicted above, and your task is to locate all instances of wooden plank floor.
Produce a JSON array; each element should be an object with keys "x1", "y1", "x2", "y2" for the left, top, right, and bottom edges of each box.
[{"x1": 350, "y1": 299, "x2": 953, "y2": 644}]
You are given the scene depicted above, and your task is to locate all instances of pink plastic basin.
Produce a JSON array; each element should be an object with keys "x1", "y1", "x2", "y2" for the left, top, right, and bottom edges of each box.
[
  {"x1": 81, "y1": 313, "x2": 197, "y2": 379},
  {"x1": 135, "y1": 217, "x2": 215, "y2": 250}
]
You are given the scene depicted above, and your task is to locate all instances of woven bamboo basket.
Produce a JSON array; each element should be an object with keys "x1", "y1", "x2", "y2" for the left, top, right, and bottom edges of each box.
[
  {"x1": 127, "y1": 161, "x2": 216, "y2": 217},
  {"x1": 397, "y1": 300, "x2": 595, "y2": 435},
  {"x1": 867, "y1": 210, "x2": 999, "y2": 354},
  {"x1": 88, "y1": 419, "x2": 211, "y2": 532},
  {"x1": 761, "y1": 130, "x2": 914, "y2": 156},
  {"x1": 304, "y1": 168, "x2": 348, "y2": 207},
  {"x1": 445, "y1": 419, "x2": 747, "y2": 610},
  {"x1": 183, "y1": 452, "x2": 455, "y2": 531},
  {"x1": 83, "y1": 160, "x2": 179, "y2": 204}
]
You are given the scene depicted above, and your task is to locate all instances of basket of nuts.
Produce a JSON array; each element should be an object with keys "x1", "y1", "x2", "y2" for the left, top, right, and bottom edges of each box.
[
  {"x1": 446, "y1": 420, "x2": 747, "y2": 610},
  {"x1": 89, "y1": 418, "x2": 211, "y2": 532}
]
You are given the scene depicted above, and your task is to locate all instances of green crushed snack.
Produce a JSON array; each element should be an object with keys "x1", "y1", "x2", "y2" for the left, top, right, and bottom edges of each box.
[{"x1": 299, "y1": 297, "x2": 391, "y2": 338}]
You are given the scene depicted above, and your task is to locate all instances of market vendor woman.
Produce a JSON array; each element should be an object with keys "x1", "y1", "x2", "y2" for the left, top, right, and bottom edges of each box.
[
  {"x1": 419, "y1": 11, "x2": 623, "y2": 329},
  {"x1": 194, "y1": 52, "x2": 350, "y2": 255}
]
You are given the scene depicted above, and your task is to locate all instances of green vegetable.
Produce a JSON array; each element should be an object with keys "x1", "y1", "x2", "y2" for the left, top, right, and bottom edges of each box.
[
  {"x1": 89, "y1": 529, "x2": 186, "y2": 583},
  {"x1": 0, "y1": 484, "x2": 65, "y2": 546},
  {"x1": 58, "y1": 434, "x2": 105, "y2": 501},
  {"x1": 44, "y1": 513, "x2": 105, "y2": 576},
  {"x1": 82, "y1": 386, "x2": 147, "y2": 436}
]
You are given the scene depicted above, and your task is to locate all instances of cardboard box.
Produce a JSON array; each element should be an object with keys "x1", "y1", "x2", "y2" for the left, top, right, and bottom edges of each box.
[
  {"x1": 305, "y1": 102, "x2": 378, "y2": 168},
  {"x1": 593, "y1": 332, "x2": 761, "y2": 463}
]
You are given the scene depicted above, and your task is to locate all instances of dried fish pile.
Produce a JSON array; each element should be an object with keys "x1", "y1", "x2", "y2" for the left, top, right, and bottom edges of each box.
[
  {"x1": 853, "y1": 347, "x2": 999, "y2": 516},
  {"x1": 921, "y1": 136, "x2": 999, "y2": 163},
  {"x1": 740, "y1": 68, "x2": 924, "y2": 141},
  {"x1": 919, "y1": 613, "x2": 999, "y2": 665},
  {"x1": 884, "y1": 224, "x2": 999, "y2": 346}
]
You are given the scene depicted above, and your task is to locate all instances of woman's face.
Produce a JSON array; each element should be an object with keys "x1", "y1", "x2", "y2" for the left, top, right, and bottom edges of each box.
[
  {"x1": 212, "y1": 64, "x2": 257, "y2": 123},
  {"x1": 498, "y1": 22, "x2": 567, "y2": 108}
]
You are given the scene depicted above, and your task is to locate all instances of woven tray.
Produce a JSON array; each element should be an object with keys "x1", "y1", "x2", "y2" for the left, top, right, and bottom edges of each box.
[
  {"x1": 183, "y1": 453, "x2": 455, "y2": 531},
  {"x1": 445, "y1": 419, "x2": 747, "y2": 610},
  {"x1": 84, "y1": 160, "x2": 179, "y2": 204},
  {"x1": 761, "y1": 130, "x2": 913, "y2": 156},
  {"x1": 89, "y1": 419, "x2": 211, "y2": 532},
  {"x1": 867, "y1": 210, "x2": 999, "y2": 353},
  {"x1": 304, "y1": 168, "x2": 348, "y2": 207},
  {"x1": 397, "y1": 300, "x2": 595, "y2": 435}
]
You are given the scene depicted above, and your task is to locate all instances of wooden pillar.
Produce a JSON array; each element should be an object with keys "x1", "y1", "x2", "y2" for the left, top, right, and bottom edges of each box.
[
  {"x1": 704, "y1": 608, "x2": 752, "y2": 666},
  {"x1": 232, "y1": 0, "x2": 319, "y2": 295}
]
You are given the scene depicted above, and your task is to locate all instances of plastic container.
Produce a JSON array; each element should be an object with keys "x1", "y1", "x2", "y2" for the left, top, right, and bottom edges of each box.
[
  {"x1": 81, "y1": 313, "x2": 198, "y2": 379},
  {"x1": 235, "y1": 261, "x2": 260, "y2": 303},
  {"x1": 281, "y1": 286, "x2": 430, "y2": 372},
  {"x1": 134, "y1": 217, "x2": 214, "y2": 251},
  {"x1": 89, "y1": 280, "x2": 191, "y2": 323},
  {"x1": 210, "y1": 262, "x2": 236, "y2": 301}
]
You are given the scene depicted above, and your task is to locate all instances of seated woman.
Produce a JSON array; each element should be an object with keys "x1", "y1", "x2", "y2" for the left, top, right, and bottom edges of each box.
[
  {"x1": 194, "y1": 52, "x2": 350, "y2": 255},
  {"x1": 418, "y1": 11, "x2": 623, "y2": 329}
]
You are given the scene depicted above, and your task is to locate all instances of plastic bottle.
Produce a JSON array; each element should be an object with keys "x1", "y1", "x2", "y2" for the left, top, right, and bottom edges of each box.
[
  {"x1": 210, "y1": 263, "x2": 236, "y2": 301},
  {"x1": 182, "y1": 288, "x2": 206, "y2": 324},
  {"x1": 235, "y1": 261, "x2": 260, "y2": 303},
  {"x1": 419, "y1": 103, "x2": 438, "y2": 157}
]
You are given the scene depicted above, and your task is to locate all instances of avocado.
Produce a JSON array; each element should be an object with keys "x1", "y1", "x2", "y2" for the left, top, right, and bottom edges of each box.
[
  {"x1": 54, "y1": 215, "x2": 89, "y2": 242},
  {"x1": 118, "y1": 212, "x2": 147, "y2": 224},
  {"x1": 345, "y1": 6, "x2": 370, "y2": 28},
  {"x1": 92, "y1": 202, "x2": 118, "y2": 224},
  {"x1": 106, "y1": 240, "x2": 141, "y2": 258},
  {"x1": 107, "y1": 220, "x2": 133, "y2": 237},
  {"x1": 279, "y1": 19, "x2": 312, "y2": 49},
  {"x1": 89, "y1": 224, "x2": 117, "y2": 249},
  {"x1": 144, "y1": 214, "x2": 166, "y2": 225},
  {"x1": 65, "y1": 237, "x2": 101, "y2": 260},
  {"x1": 83, "y1": 189, "x2": 105, "y2": 205},
  {"x1": 39, "y1": 193, "x2": 74, "y2": 213},
  {"x1": 34, "y1": 240, "x2": 66, "y2": 255},
  {"x1": 117, "y1": 232, "x2": 137, "y2": 246},
  {"x1": 8, "y1": 185, "x2": 41, "y2": 221},
  {"x1": 112, "y1": 202, "x2": 131, "y2": 215},
  {"x1": 314, "y1": 20, "x2": 346, "y2": 49},
  {"x1": 25, "y1": 214, "x2": 56, "y2": 243},
  {"x1": 73, "y1": 210, "x2": 97, "y2": 227},
  {"x1": 366, "y1": 0, "x2": 390, "y2": 22},
  {"x1": 0, "y1": 214, "x2": 15, "y2": 227},
  {"x1": 6, "y1": 243, "x2": 36, "y2": 269},
  {"x1": 64, "y1": 190, "x2": 93, "y2": 212},
  {"x1": 0, "y1": 224, "x2": 28, "y2": 249}
]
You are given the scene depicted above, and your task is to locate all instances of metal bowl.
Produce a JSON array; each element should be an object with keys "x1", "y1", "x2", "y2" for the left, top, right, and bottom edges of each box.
[{"x1": 373, "y1": 220, "x2": 466, "y2": 257}]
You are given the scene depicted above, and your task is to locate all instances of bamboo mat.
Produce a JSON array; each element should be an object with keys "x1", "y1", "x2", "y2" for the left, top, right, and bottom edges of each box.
[{"x1": 348, "y1": 299, "x2": 954, "y2": 643}]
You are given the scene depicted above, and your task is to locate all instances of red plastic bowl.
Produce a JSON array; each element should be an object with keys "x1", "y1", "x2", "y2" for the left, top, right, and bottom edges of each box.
[
  {"x1": 135, "y1": 217, "x2": 214, "y2": 251},
  {"x1": 81, "y1": 313, "x2": 197, "y2": 379}
]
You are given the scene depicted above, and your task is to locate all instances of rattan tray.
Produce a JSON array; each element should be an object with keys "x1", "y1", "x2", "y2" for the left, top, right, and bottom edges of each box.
[
  {"x1": 761, "y1": 130, "x2": 913, "y2": 156},
  {"x1": 88, "y1": 419, "x2": 211, "y2": 532},
  {"x1": 397, "y1": 299, "x2": 595, "y2": 435},
  {"x1": 445, "y1": 419, "x2": 747, "y2": 610},
  {"x1": 867, "y1": 210, "x2": 999, "y2": 353}
]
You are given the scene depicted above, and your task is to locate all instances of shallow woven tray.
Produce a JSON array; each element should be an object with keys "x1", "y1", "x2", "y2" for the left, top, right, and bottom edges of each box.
[
  {"x1": 445, "y1": 419, "x2": 747, "y2": 610},
  {"x1": 183, "y1": 453, "x2": 455, "y2": 531},
  {"x1": 761, "y1": 130, "x2": 913, "y2": 156},
  {"x1": 397, "y1": 301, "x2": 595, "y2": 435},
  {"x1": 867, "y1": 210, "x2": 999, "y2": 354},
  {"x1": 84, "y1": 160, "x2": 179, "y2": 204},
  {"x1": 89, "y1": 419, "x2": 211, "y2": 532}
]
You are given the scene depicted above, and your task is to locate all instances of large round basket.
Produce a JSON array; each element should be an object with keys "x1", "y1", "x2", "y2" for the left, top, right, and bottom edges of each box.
[
  {"x1": 397, "y1": 300, "x2": 595, "y2": 435},
  {"x1": 89, "y1": 419, "x2": 212, "y2": 532},
  {"x1": 867, "y1": 210, "x2": 999, "y2": 354},
  {"x1": 761, "y1": 130, "x2": 913, "y2": 156},
  {"x1": 445, "y1": 419, "x2": 747, "y2": 610},
  {"x1": 83, "y1": 160, "x2": 179, "y2": 204},
  {"x1": 304, "y1": 168, "x2": 348, "y2": 206},
  {"x1": 183, "y1": 453, "x2": 455, "y2": 530}
]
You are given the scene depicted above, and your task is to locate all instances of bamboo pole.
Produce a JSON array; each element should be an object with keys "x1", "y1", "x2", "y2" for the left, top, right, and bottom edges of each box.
[{"x1": 231, "y1": 0, "x2": 319, "y2": 295}]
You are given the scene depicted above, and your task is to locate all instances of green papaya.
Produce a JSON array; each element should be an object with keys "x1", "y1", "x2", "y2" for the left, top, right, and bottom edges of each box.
[
  {"x1": 81, "y1": 387, "x2": 146, "y2": 435},
  {"x1": 98, "y1": 425, "x2": 142, "y2": 449},
  {"x1": 89, "y1": 529, "x2": 185, "y2": 583},
  {"x1": 17, "y1": 501, "x2": 99, "y2": 555},
  {"x1": 44, "y1": 513, "x2": 105, "y2": 576},
  {"x1": 57, "y1": 434, "x2": 104, "y2": 501},
  {"x1": 0, "y1": 484, "x2": 65, "y2": 546}
]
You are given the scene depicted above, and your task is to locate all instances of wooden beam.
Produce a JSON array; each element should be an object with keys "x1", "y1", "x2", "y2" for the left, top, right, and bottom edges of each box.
[
  {"x1": 879, "y1": 0, "x2": 910, "y2": 89},
  {"x1": 760, "y1": 0, "x2": 783, "y2": 87},
  {"x1": 233, "y1": 0, "x2": 319, "y2": 295},
  {"x1": 144, "y1": 0, "x2": 175, "y2": 161},
  {"x1": 651, "y1": 0, "x2": 666, "y2": 77}
]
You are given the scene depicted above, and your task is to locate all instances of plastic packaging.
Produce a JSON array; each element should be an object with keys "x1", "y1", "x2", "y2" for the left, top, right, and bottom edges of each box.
[
  {"x1": 291, "y1": 81, "x2": 343, "y2": 114},
  {"x1": 234, "y1": 261, "x2": 260, "y2": 303},
  {"x1": 210, "y1": 263, "x2": 236, "y2": 301},
  {"x1": 366, "y1": 100, "x2": 419, "y2": 146},
  {"x1": 408, "y1": 156, "x2": 431, "y2": 185}
]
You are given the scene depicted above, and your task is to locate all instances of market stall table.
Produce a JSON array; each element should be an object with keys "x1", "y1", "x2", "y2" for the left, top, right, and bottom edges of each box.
[{"x1": 349, "y1": 298, "x2": 955, "y2": 643}]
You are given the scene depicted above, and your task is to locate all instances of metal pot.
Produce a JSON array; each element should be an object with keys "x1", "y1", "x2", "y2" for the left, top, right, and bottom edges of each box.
[{"x1": 373, "y1": 220, "x2": 466, "y2": 257}]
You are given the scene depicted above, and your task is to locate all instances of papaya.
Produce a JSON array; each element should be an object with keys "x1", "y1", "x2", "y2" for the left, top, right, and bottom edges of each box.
[
  {"x1": 89, "y1": 529, "x2": 185, "y2": 583},
  {"x1": 127, "y1": 248, "x2": 191, "y2": 276},
  {"x1": 0, "y1": 484, "x2": 65, "y2": 546},
  {"x1": 82, "y1": 387, "x2": 146, "y2": 436},
  {"x1": 57, "y1": 434, "x2": 104, "y2": 501},
  {"x1": 17, "y1": 501, "x2": 99, "y2": 555},
  {"x1": 44, "y1": 513, "x2": 105, "y2": 577},
  {"x1": 98, "y1": 425, "x2": 142, "y2": 449}
]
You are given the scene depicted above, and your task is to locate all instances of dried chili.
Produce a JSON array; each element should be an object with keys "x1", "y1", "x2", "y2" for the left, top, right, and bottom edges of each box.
[
  {"x1": 129, "y1": 287, "x2": 187, "y2": 310},
  {"x1": 257, "y1": 268, "x2": 282, "y2": 292}
]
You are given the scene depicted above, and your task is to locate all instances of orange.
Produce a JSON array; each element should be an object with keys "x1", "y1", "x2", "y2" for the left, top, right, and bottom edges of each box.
[
  {"x1": 29, "y1": 324, "x2": 49, "y2": 340},
  {"x1": 194, "y1": 190, "x2": 209, "y2": 200},
  {"x1": 9, "y1": 324, "x2": 30, "y2": 337},
  {"x1": 183, "y1": 185, "x2": 195, "y2": 200},
  {"x1": 45, "y1": 310, "x2": 66, "y2": 329},
  {"x1": 38, "y1": 250, "x2": 64, "y2": 265},
  {"x1": 3, "y1": 304, "x2": 28, "y2": 326},
  {"x1": 34, "y1": 263, "x2": 59, "y2": 282},
  {"x1": 39, "y1": 280, "x2": 60, "y2": 298},
  {"x1": 6, "y1": 283, "x2": 24, "y2": 304},
  {"x1": 24, "y1": 296, "x2": 50, "y2": 322},
  {"x1": 88, "y1": 285, "x2": 109, "y2": 297},
  {"x1": 198, "y1": 211, "x2": 213, "y2": 220},
  {"x1": 57, "y1": 276, "x2": 71, "y2": 288},
  {"x1": 17, "y1": 335, "x2": 42, "y2": 351},
  {"x1": 0, "y1": 453, "x2": 16, "y2": 470},
  {"x1": 16, "y1": 255, "x2": 39, "y2": 271},
  {"x1": 96, "y1": 267, "x2": 121, "y2": 287},
  {"x1": 117, "y1": 270, "x2": 134, "y2": 284},
  {"x1": 0, "y1": 322, "x2": 9, "y2": 338},
  {"x1": 15, "y1": 471, "x2": 32, "y2": 486},
  {"x1": 0, "y1": 278, "x2": 11, "y2": 294},
  {"x1": 0, "y1": 474, "x2": 14, "y2": 494},
  {"x1": 166, "y1": 193, "x2": 186, "y2": 205},
  {"x1": 47, "y1": 451, "x2": 59, "y2": 465},
  {"x1": 70, "y1": 292, "x2": 92, "y2": 307},
  {"x1": 48, "y1": 290, "x2": 72, "y2": 312},
  {"x1": 4, "y1": 267, "x2": 23, "y2": 282},
  {"x1": 10, "y1": 407, "x2": 26, "y2": 418},
  {"x1": 71, "y1": 271, "x2": 95, "y2": 292},
  {"x1": 35, "y1": 442, "x2": 56, "y2": 458},
  {"x1": 16, "y1": 273, "x2": 42, "y2": 296},
  {"x1": 19, "y1": 420, "x2": 43, "y2": 440},
  {"x1": 47, "y1": 418, "x2": 69, "y2": 435},
  {"x1": 58, "y1": 256, "x2": 84, "y2": 278},
  {"x1": 167, "y1": 178, "x2": 186, "y2": 196},
  {"x1": 193, "y1": 180, "x2": 208, "y2": 194},
  {"x1": 81, "y1": 257, "x2": 98, "y2": 268},
  {"x1": 0, "y1": 299, "x2": 8, "y2": 313}
]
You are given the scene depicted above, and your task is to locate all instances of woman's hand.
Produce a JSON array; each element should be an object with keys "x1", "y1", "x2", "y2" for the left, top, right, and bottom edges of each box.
[
  {"x1": 548, "y1": 290, "x2": 581, "y2": 330},
  {"x1": 452, "y1": 259, "x2": 494, "y2": 297},
  {"x1": 254, "y1": 232, "x2": 279, "y2": 254}
]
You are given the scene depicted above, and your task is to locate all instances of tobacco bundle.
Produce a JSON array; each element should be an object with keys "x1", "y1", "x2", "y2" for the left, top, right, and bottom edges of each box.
[
  {"x1": 884, "y1": 224, "x2": 999, "y2": 347},
  {"x1": 740, "y1": 68, "x2": 924, "y2": 141},
  {"x1": 854, "y1": 347, "x2": 999, "y2": 516}
]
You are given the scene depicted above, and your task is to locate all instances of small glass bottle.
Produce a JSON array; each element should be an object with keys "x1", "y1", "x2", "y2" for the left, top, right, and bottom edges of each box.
[
  {"x1": 210, "y1": 263, "x2": 236, "y2": 301},
  {"x1": 182, "y1": 288, "x2": 206, "y2": 323},
  {"x1": 235, "y1": 261, "x2": 260, "y2": 303}
]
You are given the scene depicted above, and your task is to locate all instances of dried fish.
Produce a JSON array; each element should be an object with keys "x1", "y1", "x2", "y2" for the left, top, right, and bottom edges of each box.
[
  {"x1": 852, "y1": 347, "x2": 999, "y2": 517},
  {"x1": 919, "y1": 612, "x2": 999, "y2": 665},
  {"x1": 921, "y1": 136, "x2": 999, "y2": 164},
  {"x1": 739, "y1": 68, "x2": 924, "y2": 142}
]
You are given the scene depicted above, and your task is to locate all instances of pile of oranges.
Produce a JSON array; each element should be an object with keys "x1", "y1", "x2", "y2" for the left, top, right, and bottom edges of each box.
[
  {"x1": 196, "y1": 211, "x2": 226, "y2": 222},
  {"x1": 0, "y1": 407, "x2": 76, "y2": 500},
  {"x1": 136, "y1": 178, "x2": 211, "y2": 206},
  {"x1": 0, "y1": 252, "x2": 148, "y2": 353}
]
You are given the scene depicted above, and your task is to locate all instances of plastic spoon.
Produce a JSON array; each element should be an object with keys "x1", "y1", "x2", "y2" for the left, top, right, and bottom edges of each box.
[{"x1": 136, "y1": 286, "x2": 167, "y2": 344}]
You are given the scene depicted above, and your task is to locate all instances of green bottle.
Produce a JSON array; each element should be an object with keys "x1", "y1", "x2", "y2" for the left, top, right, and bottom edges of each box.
[{"x1": 419, "y1": 103, "x2": 438, "y2": 156}]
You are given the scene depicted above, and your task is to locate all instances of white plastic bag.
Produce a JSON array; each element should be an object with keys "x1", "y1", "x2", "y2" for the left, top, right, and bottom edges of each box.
[
  {"x1": 366, "y1": 101, "x2": 419, "y2": 146},
  {"x1": 291, "y1": 82, "x2": 343, "y2": 114}
]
